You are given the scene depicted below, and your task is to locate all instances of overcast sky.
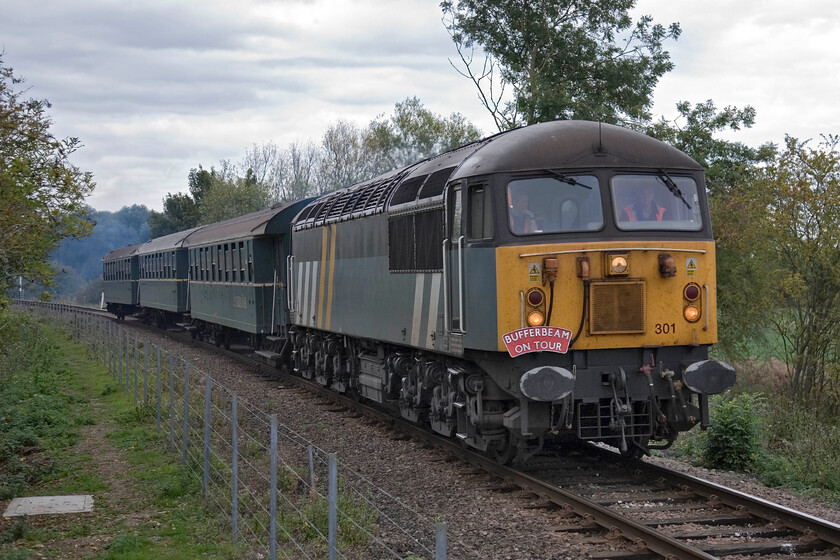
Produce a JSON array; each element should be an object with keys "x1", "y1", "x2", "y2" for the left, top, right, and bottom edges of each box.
[{"x1": 2, "y1": 0, "x2": 838, "y2": 212}]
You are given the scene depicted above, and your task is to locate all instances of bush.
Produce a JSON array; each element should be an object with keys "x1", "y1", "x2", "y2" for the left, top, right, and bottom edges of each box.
[{"x1": 702, "y1": 392, "x2": 764, "y2": 471}]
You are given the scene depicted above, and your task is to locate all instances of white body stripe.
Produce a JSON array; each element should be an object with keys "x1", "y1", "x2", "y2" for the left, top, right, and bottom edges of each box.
[
  {"x1": 411, "y1": 274, "x2": 425, "y2": 347},
  {"x1": 427, "y1": 273, "x2": 442, "y2": 348},
  {"x1": 296, "y1": 261, "x2": 304, "y2": 321},
  {"x1": 307, "y1": 261, "x2": 319, "y2": 326},
  {"x1": 301, "y1": 261, "x2": 311, "y2": 326}
]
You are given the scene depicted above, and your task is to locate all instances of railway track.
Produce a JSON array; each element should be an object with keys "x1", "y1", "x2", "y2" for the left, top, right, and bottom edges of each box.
[{"x1": 28, "y1": 302, "x2": 840, "y2": 559}]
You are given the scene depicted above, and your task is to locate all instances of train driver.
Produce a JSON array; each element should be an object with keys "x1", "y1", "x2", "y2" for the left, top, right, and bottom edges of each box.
[
  {"x1": 623, "y1": 184, "x2": 667, "y2": 222},
  {"x1": 509, "y1": 190, "x2": 538, "y2": 233}
]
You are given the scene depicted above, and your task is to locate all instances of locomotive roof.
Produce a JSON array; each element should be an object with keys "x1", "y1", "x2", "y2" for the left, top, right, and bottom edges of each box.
[
  {"x1": 136, "y1": 226, "x2": 203, "y2": 255},
  {"x1": 185, "y1": 199, "x2": 312, "y2": 246},
  {"x1": 292, "y1": 120, "x2": 701, "y2": 229},
  {"x1": 451, "y1": 120, "x2": 703, "y2": 179},
  {"x1": 102, "y1": 243, "x2": 143, "y2": 262}
]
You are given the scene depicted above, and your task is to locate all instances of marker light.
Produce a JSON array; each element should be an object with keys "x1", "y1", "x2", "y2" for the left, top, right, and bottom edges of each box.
[
  {"x1": 684, "y1": 283, "x2": 701, "y2": 301},
  {"x1": 684, "y1": 305, "x2": 700, "y2": 322},
  {"x1": 527, "y1": 288, "x2": 544, "y2": 306},
  {"x1": 527, "y1": 311, "x2": 545, "y2": 327}
]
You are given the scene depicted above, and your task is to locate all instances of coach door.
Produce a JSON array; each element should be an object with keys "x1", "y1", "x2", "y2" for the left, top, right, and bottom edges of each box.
[{"x1": 445, "y1": 182, "x2": 466, "y2": 335}]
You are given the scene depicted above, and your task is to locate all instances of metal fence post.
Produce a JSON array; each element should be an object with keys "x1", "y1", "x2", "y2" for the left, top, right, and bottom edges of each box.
[
  {"x1": 231, "y1": 394, "x2": 239, "y2": 543},
  {"x1": 169, "y1": 355, "x2": 175, "y2": 451},
  {"x1": 143, "y1": 342, "x2": 148, "y2": 405},
  {"x1": 309, "y1": 445, "x2": 315, "y2": 489},
  {"x1": 436, "y1": 522, "x2": 448, "y2": 560},
  {"x1": 108, "y1": 323, "x2": 113, "y2": 377},
  {"x1": 329, "y1": 453, "x2": 337, "y2": 560},
  {"x1": 133, "y1": 335, "x2": 139, "y2": 404},
  {"x1": 204, "y1": 374, "x2": 211, "y2": 498},
  {"x1": 270, "y1": 415, "x2": 278, "y2": 560},
  {"x1": 118, "y1": 328, "x2": 123, "y2": 386},
  {"x1": 183, "y1": 362, "x2": 190, "y2": 465},
  {"x1": 156, "y1": 347, "x2": 161, "y2": 432}
]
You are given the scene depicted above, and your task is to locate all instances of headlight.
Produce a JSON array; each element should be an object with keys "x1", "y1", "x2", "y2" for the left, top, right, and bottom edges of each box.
[
  {"x1": 527, "y1": 311, "x2": 545, "y2": 326},
  {"x1": 684, "y1": 305, "x2": 700, "y2": 322}
]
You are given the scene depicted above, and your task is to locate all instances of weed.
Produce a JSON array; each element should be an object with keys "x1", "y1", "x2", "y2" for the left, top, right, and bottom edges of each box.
[
  {"x1": 0, "y1": 516, "x2": 28, "y2": 544},
  {"x1": 702, "y1": 392, "x2": 764, "y2": 471}
]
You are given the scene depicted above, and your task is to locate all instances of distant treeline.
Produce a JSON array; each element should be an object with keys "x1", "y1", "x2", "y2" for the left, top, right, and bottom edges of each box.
[{"x1": 43, "y1": 205, "x2": 150, "y2": 302}]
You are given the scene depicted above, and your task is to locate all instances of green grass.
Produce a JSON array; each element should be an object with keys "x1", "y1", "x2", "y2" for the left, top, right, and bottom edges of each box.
[{"x1": 0, "y1": 310, "x2": 243, "y2": 559}]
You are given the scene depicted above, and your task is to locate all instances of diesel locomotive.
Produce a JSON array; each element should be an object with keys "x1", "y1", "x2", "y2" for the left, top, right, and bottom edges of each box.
[{"x1": 103, "y1": 120, "x2": 735, "y2": 461}]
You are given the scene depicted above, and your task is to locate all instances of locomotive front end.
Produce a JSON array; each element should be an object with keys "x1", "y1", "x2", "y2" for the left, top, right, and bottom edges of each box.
[{"x1": 446, "y1": 122, "x2": 736, "y2": 458}]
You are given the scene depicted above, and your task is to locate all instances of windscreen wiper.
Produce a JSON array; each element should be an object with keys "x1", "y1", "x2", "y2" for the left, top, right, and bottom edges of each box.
[
  {"x1": 658, "y1": 169, "x2": 691, "y2": 209},
  {"x1": 544, "y1": 169, "x2": 591, "y2": 189}
]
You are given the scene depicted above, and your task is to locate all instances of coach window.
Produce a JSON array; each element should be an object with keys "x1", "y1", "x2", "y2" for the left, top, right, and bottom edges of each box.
[
  {"x1": 468, "y1": 183, "x2": 493, "y2": 240},
  {"x1": 247, "y1": 241, "x2": 254, "y2": 282},
  {"x1": 232, "y1": 244, "x2": 239, "y2": 283},
  {"x1": 238, "y1": 242, "x2": 245, "y2": 282}
]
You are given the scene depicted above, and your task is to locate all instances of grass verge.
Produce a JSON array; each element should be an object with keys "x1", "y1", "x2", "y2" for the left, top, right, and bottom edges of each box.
[{"x1": 0, "y1": 310, "x2": 243, "y2": 559}]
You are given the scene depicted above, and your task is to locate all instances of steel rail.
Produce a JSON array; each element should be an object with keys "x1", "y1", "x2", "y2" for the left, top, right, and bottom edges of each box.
[{"x1": 634, "y1": 458, "x2": 840, "y2": 548}]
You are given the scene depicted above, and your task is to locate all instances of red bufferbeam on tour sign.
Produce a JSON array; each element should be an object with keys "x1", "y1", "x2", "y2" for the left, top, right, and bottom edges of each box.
[{"x1": 503, "y1": 327, "x2": 573, "y2": 357}]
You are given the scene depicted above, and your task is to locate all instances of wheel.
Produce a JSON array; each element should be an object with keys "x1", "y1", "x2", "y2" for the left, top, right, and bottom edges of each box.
[{"x1": 488, "y1": 433, "x2": 517, "y2": 465}]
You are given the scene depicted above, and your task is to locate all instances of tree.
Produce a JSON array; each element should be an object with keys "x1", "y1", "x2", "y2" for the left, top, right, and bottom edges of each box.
[
  {"x1": 366, "y1": 97, "x2": 482, "y2": 170},
  {"x1": 0, "y1": 58, "x2": 95, "y2": 305},
  {"x1": 148, "y1": 192, "x2": 200, "y2": 238},
  {"x1": 199, "y1": 167, "x2": 273, "y2": 224},
  {"x1": 188, "y1": 165, "x2": 212, "y2": 205},
  {"x1": 316, "y1": 119, "x2": 377, "y2": 193},
  {"x1": 442, "y1": 0, "x2": 680, "y2": 130},
  {"x1": 756, "y1": 136, "x2": 840, "y2": 406},
  {"x1": 148, "y1": 165, "x2": 214, "y2": 238}
]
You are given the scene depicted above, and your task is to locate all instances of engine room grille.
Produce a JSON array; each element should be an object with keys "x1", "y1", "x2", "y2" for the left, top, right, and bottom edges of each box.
[
  {"x1": 388, "y1": 208, "x2": 444, "y2": 272},
  {"x1": 589, "y1": 280, "x2": 645, "y2": 334}
]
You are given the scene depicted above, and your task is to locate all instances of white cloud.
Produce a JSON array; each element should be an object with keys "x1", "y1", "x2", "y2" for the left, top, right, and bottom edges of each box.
[{"x1": 2, "y1": 0, "x2": 838, "y2": 211}]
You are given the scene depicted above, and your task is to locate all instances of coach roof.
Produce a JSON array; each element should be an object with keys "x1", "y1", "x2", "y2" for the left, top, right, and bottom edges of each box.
[
  {"x1": 136, "y1": 226, "x2": 203, "y2": 255},
  {"x1": 185, "y1": 199, "x2": 311, "y2": 247},
  {"x1": 102, "y1": 243, "x2": 143, "y2": 262}
]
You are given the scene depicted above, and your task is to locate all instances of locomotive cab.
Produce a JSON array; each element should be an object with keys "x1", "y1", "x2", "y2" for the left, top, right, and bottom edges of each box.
[{"x1": 438, "y1": 122, "x2": 735, "y2": 459}]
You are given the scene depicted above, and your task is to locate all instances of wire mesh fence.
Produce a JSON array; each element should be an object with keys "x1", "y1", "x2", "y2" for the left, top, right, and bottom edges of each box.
[{"x1": 18, "y1": 302, "x2": 449, "y2": 560}]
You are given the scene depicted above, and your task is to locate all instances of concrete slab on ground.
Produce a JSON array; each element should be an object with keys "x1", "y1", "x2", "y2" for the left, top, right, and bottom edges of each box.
[{"x1": 3, "y1": 495, "x2": 94, "y2": 517}]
